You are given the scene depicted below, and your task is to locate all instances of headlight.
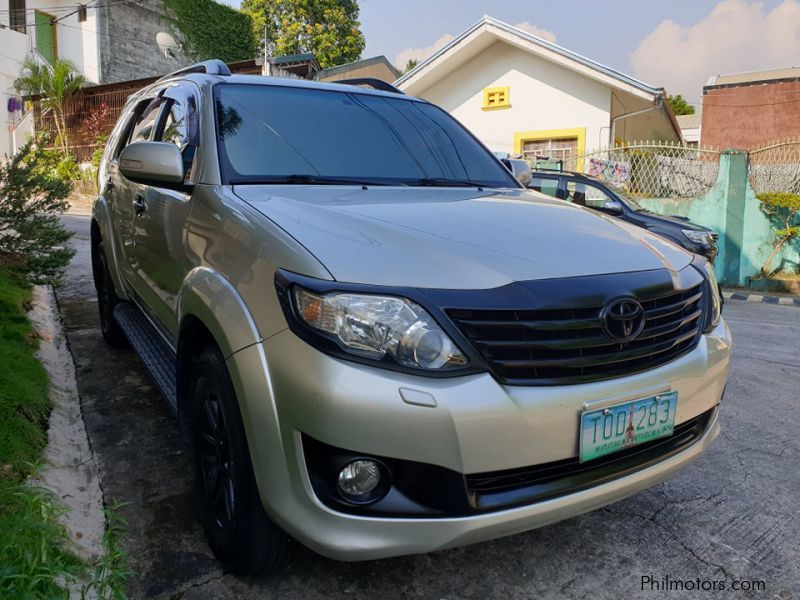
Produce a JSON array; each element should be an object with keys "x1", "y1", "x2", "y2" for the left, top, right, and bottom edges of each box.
[
  {"x1": 683, "y1": 229, "x2": 715, "y2": 246},
  {"x1": 701, "y1": 261, "x2": 721, "y2": 331},
  {"x1": 292, "y1": 286, "x2": 468, "y2": 371}
]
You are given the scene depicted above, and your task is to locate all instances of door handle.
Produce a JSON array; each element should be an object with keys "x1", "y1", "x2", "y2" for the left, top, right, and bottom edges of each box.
[{"x1": 133, "y1": 194, "x2": 146, "y2": 217}]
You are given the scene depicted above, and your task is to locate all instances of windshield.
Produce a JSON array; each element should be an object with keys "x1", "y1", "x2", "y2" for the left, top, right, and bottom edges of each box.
[{"x1": 214, "y1": 84, "x2": 520, "y2": 188}]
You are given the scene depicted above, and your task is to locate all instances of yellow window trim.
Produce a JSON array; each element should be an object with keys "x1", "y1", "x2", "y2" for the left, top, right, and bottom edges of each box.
[
  {"x1": 513, "y1": 127, "x2": 586, "y2": 171},
  {"x1": 482, "y1": 86, "x2": 510, "y2": 111}
]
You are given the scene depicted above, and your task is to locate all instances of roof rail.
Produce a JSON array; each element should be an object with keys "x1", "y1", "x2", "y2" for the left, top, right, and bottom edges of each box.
[
  {"x1": 157, "y1": 59, "x2": 232, "y2": 82},
  {"x1": 331, "y1": 78, "x2": 404, "y2": 94}
]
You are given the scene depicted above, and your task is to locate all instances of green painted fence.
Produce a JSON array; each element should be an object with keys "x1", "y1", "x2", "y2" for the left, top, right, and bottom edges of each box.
[{"x1": 636, "y1": 150, "x2": 800, "y2": 287}]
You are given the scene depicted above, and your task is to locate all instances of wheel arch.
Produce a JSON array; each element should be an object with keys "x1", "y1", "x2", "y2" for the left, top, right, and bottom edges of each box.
[{"x1": 175, "y1": 267, "x2": 264, "y2": 438}]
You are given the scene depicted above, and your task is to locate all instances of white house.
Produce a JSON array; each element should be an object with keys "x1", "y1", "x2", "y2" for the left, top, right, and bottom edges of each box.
[
  {"x1": 1, "y1": 0, "x2": 103, "y2": 156},
  {"x1": 0, "y1": 0, "x2": 192, "y2": 157},
  {"x1": 396, "y1": 17, "x2": 682, "y2": 170}
]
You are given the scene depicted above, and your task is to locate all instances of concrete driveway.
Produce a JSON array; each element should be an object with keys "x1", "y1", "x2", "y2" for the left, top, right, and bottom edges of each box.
[{"x1": 59, "y1": 210, "x2": 799, "y2": 599}]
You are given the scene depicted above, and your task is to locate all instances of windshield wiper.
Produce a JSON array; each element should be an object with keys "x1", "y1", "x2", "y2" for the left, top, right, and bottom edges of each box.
[
  {"x1": 409, "y1": 177, "x2": 485, "y2": 188},
  {"x1": 230, "y1": 174, "x2": 389, "y2": 186}
]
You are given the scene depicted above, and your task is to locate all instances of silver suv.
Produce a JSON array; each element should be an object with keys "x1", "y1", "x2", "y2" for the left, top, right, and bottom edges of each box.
[{"x1": 91, "y1": 60, "x2": 731, "y2": 575}]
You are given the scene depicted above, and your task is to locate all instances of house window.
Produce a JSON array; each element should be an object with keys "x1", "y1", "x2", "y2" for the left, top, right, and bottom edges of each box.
[
  {"x1": 10, "y1": 0, "x2": 26, "y2": 33},
  {"x1": 35, "y1": 11, "x2": 57, "y2": 64},
  {"x1": 482, "y1": 86, "x2": 510, "y2": 110},
  {"x1": 522, "y1": 137, "x2": 579, "y2": 171}
]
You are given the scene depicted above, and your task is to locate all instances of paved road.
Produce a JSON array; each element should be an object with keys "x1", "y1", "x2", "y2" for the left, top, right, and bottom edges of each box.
[{"x1": 59, "y1": 211, "x2": 799, "y2": 599}]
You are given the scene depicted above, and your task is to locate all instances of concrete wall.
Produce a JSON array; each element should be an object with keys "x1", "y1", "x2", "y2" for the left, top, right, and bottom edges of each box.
[
  {"x1": 418, "y1": 41, "x2": 612, "y2": 155},
  {"x1": 96, "y1": 0, "x2": 192, "y2": 84},
  {"x1": 637, "y1": 151, "x2": 800, "y2": 286},
  {"x1": 702, "y1": 80, "x2": 800, "y2": 149}
]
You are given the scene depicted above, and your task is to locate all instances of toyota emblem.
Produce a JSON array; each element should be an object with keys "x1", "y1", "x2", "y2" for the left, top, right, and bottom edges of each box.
[{"x1": 601, "y1": 298, "x2": 645, "y2": 342}]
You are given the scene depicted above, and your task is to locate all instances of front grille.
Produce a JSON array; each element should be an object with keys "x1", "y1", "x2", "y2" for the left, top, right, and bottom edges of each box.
[
  {"x1": 448, "y1": 283, "x2": 705, "y2": 385},
  {"x1": 465, "y1": 408, "x2": 714, "y2": 511}
]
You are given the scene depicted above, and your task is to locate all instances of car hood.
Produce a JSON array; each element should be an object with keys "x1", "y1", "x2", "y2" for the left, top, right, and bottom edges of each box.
[
  {"x1": 233, "y1": 186, "x2": 693, "y2": 289},
  {"x1": 638, "y1": 210, "x2": 713, "y2": 232}
]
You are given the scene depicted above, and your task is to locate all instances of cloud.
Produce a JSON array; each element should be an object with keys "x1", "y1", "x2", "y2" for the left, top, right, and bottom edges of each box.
[
  {"x1": 511, "y1": 21, "x2": 557, "y2": 43},
  {"x1": 630, "y1": 0, "x2": 800, "y2": 99},
  {"x1": 394, "y1": 21, "x2": 556, "y2": 69},
  {"x1": 395, "y1": 34, "x2": 456, "y2": 70}
]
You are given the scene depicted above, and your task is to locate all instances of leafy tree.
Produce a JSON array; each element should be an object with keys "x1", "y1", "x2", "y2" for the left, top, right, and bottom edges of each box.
[
  {"x1": 14, "y1": 58, "x2": 86, "y2": 157},
  {"x1": 241, "y1": 0, "x2": 365, "y2": 69},
  {"x1": 404, "y1": 58, "x2": 418, "y2": 73},
  {"x1": 0, "y1": 138, "x2": 75, "y2": 286},
  {"x1": 756, "y1": 192, "x2": 800, "y2": 276},
  {"x1": 666, "y1": 94, "x2": 695, "y2": 116}
]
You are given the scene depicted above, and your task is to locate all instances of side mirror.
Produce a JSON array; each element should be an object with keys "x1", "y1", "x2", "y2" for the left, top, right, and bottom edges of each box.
[
  {"x1": 602, "y1": 200, "x2": 623, "y2": 214},
  {"x1": 501, "y1": 158, "x2": 533, "y2": 187},
  {"x1": 119, "y1": 141, "x2": 186, "y2": 189}
]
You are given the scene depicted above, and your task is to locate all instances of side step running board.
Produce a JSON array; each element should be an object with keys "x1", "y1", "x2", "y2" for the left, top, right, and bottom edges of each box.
[{"x1": 113, "y1": 303, "x2": 178, "y2": 413}]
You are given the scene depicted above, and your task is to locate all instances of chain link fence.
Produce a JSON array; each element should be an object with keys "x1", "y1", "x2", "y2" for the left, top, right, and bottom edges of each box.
[
  {"x1": 551, "y1": 142, "x2": 722, "y2": 199},
  {"x1": 748, "y1": 138, "x2": 800, "y2": 195}
]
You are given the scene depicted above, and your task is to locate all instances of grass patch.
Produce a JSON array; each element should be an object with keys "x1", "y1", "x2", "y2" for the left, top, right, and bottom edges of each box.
[
  {"x1": 0, "y1": 274, "x2": 50, "y2": 479},
  {"x1": 0, "y1": 272, "x2": 129, "y2": 598}
]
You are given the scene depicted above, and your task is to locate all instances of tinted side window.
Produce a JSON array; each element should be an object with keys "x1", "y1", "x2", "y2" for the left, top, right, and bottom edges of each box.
[
  {"x1": 155, "y1": 88, "x2": 199, "y2": 183},
  {"x1": 529, "y1": 176, "x2": 560, "y2": 198},
  {"x1": 565, "y1": 181, "x2": 613, "y2": 209},
  {"x1": 129, "y1": 97, "x2": 165, "y2": 144}
]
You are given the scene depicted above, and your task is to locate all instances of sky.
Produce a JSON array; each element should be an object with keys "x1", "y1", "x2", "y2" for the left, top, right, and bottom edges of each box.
[{"x1": 219, "y1": 0, "x2": 799, "y2": 105}]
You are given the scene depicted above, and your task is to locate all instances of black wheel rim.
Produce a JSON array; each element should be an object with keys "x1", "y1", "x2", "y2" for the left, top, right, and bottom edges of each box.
[{"x1": 197, "y1": 388, "x2": 236, "y2": 531}]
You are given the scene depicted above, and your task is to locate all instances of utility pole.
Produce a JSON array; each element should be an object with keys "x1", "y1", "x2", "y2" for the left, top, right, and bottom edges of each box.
[{"x1": 264, "y1": 21, "x2": 272, "y2": 75}]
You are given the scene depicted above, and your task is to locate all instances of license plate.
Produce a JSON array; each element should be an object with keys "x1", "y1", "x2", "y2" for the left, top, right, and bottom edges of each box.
[{"x1": 579, "y1": 391, "x2": 678, "y2": 462}]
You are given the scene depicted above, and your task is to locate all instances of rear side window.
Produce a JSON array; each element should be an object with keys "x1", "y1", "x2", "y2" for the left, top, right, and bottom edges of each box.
[
  {"x1": 213, "y1": 84, "x2": 519, "y2": 188},
  {"x1": 529, "y1": 176, "x2": 560, "y2": 198}
]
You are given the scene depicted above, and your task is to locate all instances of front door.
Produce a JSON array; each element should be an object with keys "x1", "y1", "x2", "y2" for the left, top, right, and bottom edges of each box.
[
  {"x1": 111, "y1": 94, "x2": 167, "y2": 311},
  {"x1": 128, "y1": 84, "x2": 200, "y2": 343}
]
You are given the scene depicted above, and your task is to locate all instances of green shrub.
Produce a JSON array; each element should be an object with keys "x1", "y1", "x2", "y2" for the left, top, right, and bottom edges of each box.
[
  {"x1": 756, "y1": 192, "x2": 800, "y2": 276},
  {"x1": 0, "y1": 139, "x2": 75, "y2": 286}
]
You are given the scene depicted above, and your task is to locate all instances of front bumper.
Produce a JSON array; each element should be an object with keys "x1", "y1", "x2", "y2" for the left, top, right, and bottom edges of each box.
[{"x1": 225, "y1": 317, "x2": 731, "y2": 561}]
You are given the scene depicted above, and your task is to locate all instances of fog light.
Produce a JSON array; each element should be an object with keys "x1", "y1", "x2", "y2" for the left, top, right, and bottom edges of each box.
[{"x1": 337, "y1": 460, "x2": 381, "y2": 500}]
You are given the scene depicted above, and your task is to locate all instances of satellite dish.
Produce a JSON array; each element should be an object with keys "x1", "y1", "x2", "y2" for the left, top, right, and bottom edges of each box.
[{"x1": 156, "y1": 31, "x2": 182, "y2": 59}]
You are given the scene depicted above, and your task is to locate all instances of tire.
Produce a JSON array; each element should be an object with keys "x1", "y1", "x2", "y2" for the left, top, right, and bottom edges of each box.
[
  {"x1": 93, "y1": 242, "x2": 129, "y2": 348},
  {"x1": 189, "y1": 345, "x2": 293, "y2": 576}
]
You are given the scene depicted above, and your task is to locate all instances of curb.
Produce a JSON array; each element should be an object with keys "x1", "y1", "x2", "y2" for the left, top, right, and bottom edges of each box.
[
  {"x1": 28, "y1": 286, "x2": 106, "y2": 564},
  {"x1": 721, "y1": 289, "x2": 800, "y2": 307}
]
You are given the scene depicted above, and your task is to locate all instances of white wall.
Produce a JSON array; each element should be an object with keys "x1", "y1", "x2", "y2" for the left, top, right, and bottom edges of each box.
[
  {"x1": 418, "y1": 41, "x2": 612, "y2": 155},
  {"x1": 0, "y1": 0, "x2": 101, "y2": 156},
  {"x1": 27, "y1": 0, "x2": 101, "y2": 83},
  {"x1": 0, "y1": 26, "x2": 30, "y2": 157},
  {"x1": 0, "y1": 0, "x2": 100, "y2": 82}
]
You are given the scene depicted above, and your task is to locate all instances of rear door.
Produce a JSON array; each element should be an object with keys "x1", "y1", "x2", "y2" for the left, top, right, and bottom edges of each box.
[{"x1": 127, "y1": 83, "x2": 200, "y2": 342}]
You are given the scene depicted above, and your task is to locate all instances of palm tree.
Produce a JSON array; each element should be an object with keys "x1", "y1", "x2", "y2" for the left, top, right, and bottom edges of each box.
[{"x1": 14, "y1": 57, "x2": 86, "y2": 157}]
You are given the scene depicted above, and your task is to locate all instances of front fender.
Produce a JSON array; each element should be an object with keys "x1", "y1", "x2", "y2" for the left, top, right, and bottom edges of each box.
[{"x1": 177, "y1": 267, "x2": 263, "y2": 359}]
